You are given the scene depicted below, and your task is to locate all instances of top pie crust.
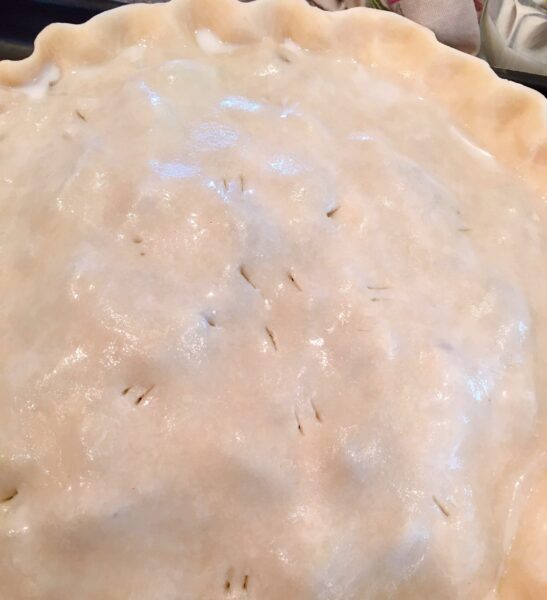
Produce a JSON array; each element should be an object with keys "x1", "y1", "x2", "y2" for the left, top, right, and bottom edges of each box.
[
  {"x1": 0, "y1": 1, "x2": 546, "y2": 599},
  {"x1": 1, "y1": 0, "x2": 546, "y2": 191}
]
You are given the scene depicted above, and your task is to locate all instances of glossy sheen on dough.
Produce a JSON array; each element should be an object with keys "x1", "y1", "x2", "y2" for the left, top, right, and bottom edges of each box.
[{"x1": 0, "y1": 1, "x2": 546, "y2": 599}]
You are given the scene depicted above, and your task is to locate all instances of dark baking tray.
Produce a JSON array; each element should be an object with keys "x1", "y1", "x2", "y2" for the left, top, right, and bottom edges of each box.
[
  {"x1": 1, "y1": 0, "x2": 545, "y2": 97},
  {"x1": 0, "y1": 0, "x2": 117, "y2": 61}
]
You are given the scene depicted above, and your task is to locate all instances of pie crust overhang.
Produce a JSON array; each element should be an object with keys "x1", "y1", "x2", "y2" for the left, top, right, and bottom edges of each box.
[{"x1": 0, "y1": 0, "x2": 546, "y2": 598}]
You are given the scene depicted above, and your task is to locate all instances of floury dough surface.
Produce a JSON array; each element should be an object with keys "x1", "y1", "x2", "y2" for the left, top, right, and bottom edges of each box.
[{"x1": 0, "y1": 31, "x2": 546, "y2": 600}]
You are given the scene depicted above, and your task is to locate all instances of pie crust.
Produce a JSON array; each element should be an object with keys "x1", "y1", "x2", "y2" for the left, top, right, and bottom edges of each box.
[
  {"x1": 1, "y1": 0, "x2": 546, "y2": 190},
  {"x1": 0, "y1": 1, "x2": 546, "y2": 598}
]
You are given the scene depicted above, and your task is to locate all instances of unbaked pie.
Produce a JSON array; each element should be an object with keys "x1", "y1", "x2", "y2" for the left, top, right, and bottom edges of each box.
[{"x1": 0, "y1": 0, "x2": 546, "y2": 598}]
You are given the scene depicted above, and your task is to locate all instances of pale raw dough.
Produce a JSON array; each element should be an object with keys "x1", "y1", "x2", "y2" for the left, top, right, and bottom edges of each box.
[{"x1": 0, "y1": 1, "x2": 546, "y2": 599}]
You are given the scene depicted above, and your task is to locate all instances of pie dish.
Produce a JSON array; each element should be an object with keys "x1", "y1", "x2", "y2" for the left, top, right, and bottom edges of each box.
[{"x1": 0, "y1": 0, "x2": 546, "y2": 598}]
